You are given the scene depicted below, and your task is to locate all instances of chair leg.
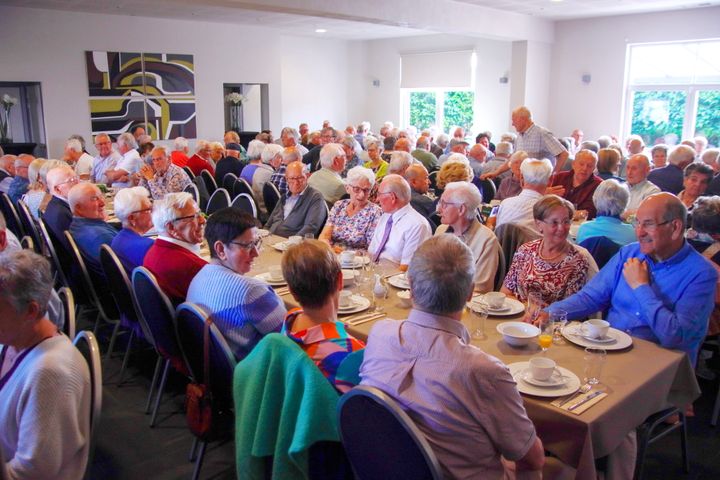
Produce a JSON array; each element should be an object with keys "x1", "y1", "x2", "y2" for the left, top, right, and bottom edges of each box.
[
  {"x1": 92, "y1": 311, "x2": 101, "y2": 335},
  {"x1": 149, "y1": 359, "x2": 171, "y2": 428},
  {"x1": 191, "y1": 441, "x2": 207, "y2": 480},
  {"x1": 633, "y1": 425, "x2": 650, "y2": 480},
  {"x1": 104, "y1": 321, "x2": 123, "y2": 360},
  {"x1": 189, "y1": 437, "x2": 199, "y2": 462},
  {"x1": 145, "y1": 355, "x2": 163, "y2": 414},
  {"x1": 118, "y1": 330, "x2": 135, "y2": 385},
  {"x1": 680, "y1": 413, "x2": 690, "y2": 473},
  {"x1": 712, "y1": 382, "x2": 720, "y2": 427}
]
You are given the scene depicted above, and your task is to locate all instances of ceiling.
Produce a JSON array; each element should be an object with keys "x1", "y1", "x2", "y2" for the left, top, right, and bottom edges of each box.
[{"x1": 4, "y1": 0, "x2": 719, "y2": 39}]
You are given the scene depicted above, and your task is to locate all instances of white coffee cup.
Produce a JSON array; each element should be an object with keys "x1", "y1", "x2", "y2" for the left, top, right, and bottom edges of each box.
[
  {"x1": 485, "y1": 292, "x2": 506, "y2": 309},
  {"x1": 339, "y1": 290, "x2": 353, "y2": 308},
  {"x1": 268, "y1": 265, "x2": 283, "y2": 281},
  {"x1": 583, "y1": 319, "x2": 610, "y2": 339},
  {"x1": 340, "y1": 250, "x2": 356, "y2": 265},
  {"x1": 288, "y1": 235, "x2": 302, "y2": 245},
  {"x1": 529, "y1": 357, "x2": 556, "y2": 381}
]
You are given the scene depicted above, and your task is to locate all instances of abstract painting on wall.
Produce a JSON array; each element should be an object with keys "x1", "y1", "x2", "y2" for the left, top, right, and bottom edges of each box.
[{"x1": 86, "y1": 51, "x2": 197, "y2": 139}]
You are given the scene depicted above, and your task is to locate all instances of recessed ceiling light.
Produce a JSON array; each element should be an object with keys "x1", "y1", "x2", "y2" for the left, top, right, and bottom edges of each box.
[{"x1": 315, "y1": 28, "x2": 327, "y2": 33}]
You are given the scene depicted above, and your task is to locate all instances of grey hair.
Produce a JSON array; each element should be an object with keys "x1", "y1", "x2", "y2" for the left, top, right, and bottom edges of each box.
[
  {"x1": 416, "y1": 136, "x2": 430, "y2": 149},
  {"x1": 67, "y1": 182, "x2": 99, "y2": 212},
  {"x1": 651, "y1": 144, "x2": 668, "y2": 156},
  {"x1": 339, "y1": 136, "x2": 356, "y2": 149},
  {"x1": 246, "y1": 140, "x2": 266, "y2": 160},
  {"x1": 443, "y1": 181, "x2": 483, "y2": 220},
  {"x1": 660, "y1": 194, "x2": 688, "y2": 229},
  {"x1": 114, "y1": 186, "x2": 151, "y2": 223},
  {"x1": 28, "y1": 159, "x2": 46, "y2": 189},
  {"x1": 65, "y1": 138, "x2": 83, "y2": 153},
  {"x1": 94, "y1": 133, "x2": 111, "y2": 144},
  {"x1": 593, "y1": 179, "x2": 629, "y2": 217},
  {"x1": 668, "y1": 145, "x2": 696, "y2": 167},
  {"x1": 388, "y1": 151, "x2": 414, "y2": 174},
  {"x1": 364, "y1": 136, "x2": 383, "y2": 151},
  {"x1": 0, "y1": 250, "x2": 53, "y2": 317},
  {"x1": 495, "y1": 141, "x2": 514, "y2": 156},
  {"x1": 520, "y1": 158, "x2": 553, "y2": 186},
  {"x1": 281, "y1": 127, "x2": 299, "y2": 141},
  {"x1": 261, "y1": 143, "x2": 283, "y2": 164},
  {"x1": 580, "y1": 141, "x2": 600, "y2": 153},
  {"x1": 195, "y1": 139, "x2": 209, "y2": 152},
  {"x1": 445, "y1": 153, "x2": 470, "y2": 166},
  {"x1": 597, "y1": 135, "x2": 612, "y2": 149},
  {"x1": 152, "y1": 192, "x2": 194, "y2": 234},
  {"x1": 691, "y1": 196, "x2": 720, "y2": 234},
  {"x1": 68, "y1": 134, "x2": 86, "y2": 150},
  {"x1": 117, "y1": 132, "x2": 138, "y2": 150},
  {"x1": 346, "y1": 166, "x2": 375, "y2": 188},
  {"x1": 408, "y1": 235, "x2": 474, "y2": 315},
  {"x1": 380, "y1": 174, "x2": 411, "y2": 203},
  {"x1": 281, "y1": 149, "x2": 301, "y2": 163},
  {"x1": 701, "y1": 148, "x2": 719, "y2": 168},
  {"x1": 45, "y1": 164, "x2": 74, "y2": 192},
  {"x1": 174, "y1": 136, "x2": 189, "y2": 150},
  {"x1": 500, "y1": 132, "x2": 517, "y2": 143},
  {"x1": 319, "y1": 143, "x2": 344, "y2": 169},
  {"x1": 436, "y1": 133, "x2": 450, "y2": 148}
]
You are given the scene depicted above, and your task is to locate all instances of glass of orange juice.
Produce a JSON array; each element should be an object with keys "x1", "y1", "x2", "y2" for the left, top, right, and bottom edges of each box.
[{"x1": 538, "y1": 319, "x2": 554, "y2": 355}]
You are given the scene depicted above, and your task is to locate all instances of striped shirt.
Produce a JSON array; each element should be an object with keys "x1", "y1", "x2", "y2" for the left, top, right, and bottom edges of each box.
[{"x1": 516, "y1": 124, "x2": 566, "y2": 166}]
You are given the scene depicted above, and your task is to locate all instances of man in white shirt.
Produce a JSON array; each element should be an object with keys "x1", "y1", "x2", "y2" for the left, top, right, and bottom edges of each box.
[
  {"x1": 0, "y1": 154, "x2": 16, "y2": 193},
  {"x1": 91, "y1": 133, "x2": 122, "y2": 185},
  {"x1": 105, "y1": 132, "x2": 142, "y2": 188},
  {"x1": 623, "y1": 153, "x2": 660, "y2": 218},
  {"x1": 495, "y1": 158, "x2": 553, "y2": 236},
  {"x1": 63, "y1": 138, "x2": 94, "y2": 180},
  {"x1": 368, "y1": 174, "x2": 432, "y2": 269},
  {"x1": 308, "y1": 143, "x2": 347, "y2": 206}
]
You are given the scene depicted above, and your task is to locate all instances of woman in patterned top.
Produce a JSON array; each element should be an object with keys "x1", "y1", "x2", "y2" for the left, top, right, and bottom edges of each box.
[
  {"x1": 318, "y1": 166, "x2": 382, "y2": 251},
  {"x1": 502, "y1": 195, "x2": 595, "y2": 310},
  {"x1": 281, "y1": 240, "x2": 365, "y2": 393}
]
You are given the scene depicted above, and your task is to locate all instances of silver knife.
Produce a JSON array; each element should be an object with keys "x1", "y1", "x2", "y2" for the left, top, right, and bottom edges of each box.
[{"x1": 567, "y1": 391, "x2": 603, "y2": 411}]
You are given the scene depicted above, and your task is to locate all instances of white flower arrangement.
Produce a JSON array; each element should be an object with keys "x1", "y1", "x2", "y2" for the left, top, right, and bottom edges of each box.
[
  {"x1": 225, "y1": 92, "x2": 246, "y2": 105},
  {"x1": 0, "y1": 94, "x2": 18, "y2": 142}
]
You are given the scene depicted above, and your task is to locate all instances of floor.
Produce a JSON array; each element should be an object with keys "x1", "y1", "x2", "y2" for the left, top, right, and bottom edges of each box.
[{"x1": 88, "y1": 324, "x2": 720, "y2": 480}]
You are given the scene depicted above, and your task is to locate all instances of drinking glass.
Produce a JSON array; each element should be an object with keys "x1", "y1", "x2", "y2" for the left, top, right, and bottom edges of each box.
[
  {"x1": 583, "y1": 347, "x2": 607, "y2": 385},
  {"x1": 304, "y1": 233, "x2": 315, "y2": 241},
  {"x1": 550, "y1": 309, "x2": 568, "y2": 345},
  {"x1": 467, "y1": 301, "x2": 488, "y2": 340},
  {"x1": 538, "y1": 319, "x2": 554, "y2": 355},
  {"x1": 526, "y1": 292, "x2": 546, "y2": 324}
]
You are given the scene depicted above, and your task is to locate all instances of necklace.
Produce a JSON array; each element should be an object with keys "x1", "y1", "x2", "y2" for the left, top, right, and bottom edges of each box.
[{"x1": 538, "y1": 239, "x2": 568, "y2": 262}]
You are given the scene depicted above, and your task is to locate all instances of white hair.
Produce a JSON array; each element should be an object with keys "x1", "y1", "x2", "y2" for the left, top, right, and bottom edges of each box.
[
  {"x1": 319, "y1": 143, "x2": 345, "y2": 169},
  {"x1": 443, "y1": 181, "x2": 483, "y2": 220},
  {"x1": 117, "y1": 132, "x2": 138, "y2": 150},
  {"x1": 346, "y1": 165, "x2": 376, "y2": 188},
  {"x1": 436, "y1": 133, "x2": 450, "y2": 148},
  {"x1": 114, "y1": 186, "x2": 151, "y2": 223},
  {"x1": 388, "y1": 151, "x2": 414, "y2": 174},
  {"x1": 173, "y1": 137, "x2": 189, "y2": 150},
  {"x1": 495, "y1": 141, "x2": 514, "y2": 156},
  {"x1": 364, "y1": 136, "x2": 383, "y2": 151},
  {"x1": 445, "y1": 153, "x2": 470, "y2": 166},
  {"x1": 593, "y1": 179, "x2": 629, "y2": 217},
  {"x1": 45, "y1": 164, "x2": 74, "y2": 192},
  {"x1": 65, "y1": 139, "x2": 83, "y2": 153},
  {"x1": 668, "y1": 145, "x2": 696, "y2": 167},
  {"x1": 247, "y1": 140, "x2": 265, "y2": 160},
  {"x1": 701, "y1": 148, "x2": 720, "y2": 168},
  {"x1": 152, "y1": 192, "x2": 194, "y2": 234},
  {"x1": 380, "y1": 174, "x2": 411, "y2": 204},
  {"x1": 520, "y1": 158, "x2": 553, "y2": 186},
  {"x1": 195, "y1": 140, "x2": 209, "y2": 153},
  {"x1": 261, "y1": 143, "x2": 283, "y2": 164}
]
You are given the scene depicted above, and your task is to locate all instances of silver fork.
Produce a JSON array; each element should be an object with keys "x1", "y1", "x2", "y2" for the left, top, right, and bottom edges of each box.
[{"x1": 558, "y1": 383, "x2": 592, "y2": 407}]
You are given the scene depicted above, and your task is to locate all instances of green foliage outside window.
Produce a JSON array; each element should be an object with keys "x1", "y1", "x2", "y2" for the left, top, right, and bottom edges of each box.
[
  {"x1": 443, "y1": 91, "x2": 474, "y2": 133},
  {"x1": 696, "y1": 90, "x2": 720, "y2": 147},
  {"x1": 631, "y1": 90, "x2": 685, "y2": 146},
  {"x1": 409, "y1": 92, "x2": 436, "y2": 131}
]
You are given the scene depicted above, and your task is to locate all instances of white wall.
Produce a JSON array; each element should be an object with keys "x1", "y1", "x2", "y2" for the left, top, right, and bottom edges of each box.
[{"x1": 548, "y1": 6, "x2": 720, "y2": 141}]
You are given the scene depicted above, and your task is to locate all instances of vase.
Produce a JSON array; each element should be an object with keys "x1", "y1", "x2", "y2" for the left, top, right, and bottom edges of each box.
[
  {"x1": 0, "y1": 107, "x2": 11, "y2": 143},
  {"x1": 229, "y1": 104, "x2": 242, "y2": 131}
]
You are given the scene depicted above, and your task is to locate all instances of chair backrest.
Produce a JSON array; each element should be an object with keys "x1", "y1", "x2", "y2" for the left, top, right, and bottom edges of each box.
[
  {"x1": 232, "y1": 177, "x2": 254, "y2": 199},
  {"x1": 175, "y1": 303, "x2": 238, "y2": 404},
  {"x1": 183, "y1": 166, "x2": 195, "y2": 179},
  {"x1": 184, "y1": 182, "x2": 200, "y2": 203},
  {"x1": 428, "y1": 170, "x2": 438, "y2": 192},
  {"x1": 206, "y1": 188, "x2": 232, "y2": 215},
  {"x1": 16, "y1": 200, "x2": 42, "y2": 253},
  {"x1": 0, "y1": 192, "x2": 24, "y2": 238},
  {"x1": 64, "y1": 231, "x2": 118, "y2": 322},
  {"x1": 478, "y1": 178, "x2": 496, "y2": 203},
  {"x1": 262, "y1": 181, "x2": 281, "y2": 217},
  {"x1": 58, "y1": 287, "x2": 76, "y2": 339},
  {"x1": 20, "y1": 235, "x2": 33, "y2": 251},
  {"x1": 99, "y1": 245, "x2": 143, "y2": 336},
  {"x1": 338, "y1": 385, "x2": 443, "y2": 480},
  {"x1": 37, "y1": 217, "x2": 70, "y2": 289},
  {"x1": 578, "y1": 235, "x2": 621, "y2": 269},
  {"x1": 72, "y1": 331, "x2": 102, "y2": 474},
  {"x1": 493, "y1": 243, "x2": 508, "y2": 290},
  {"x1": 192, "y1": 175, "x2": 210, "y2": 211},
  {"x1": 222, "y1": 172, "x2": 238, "y2": 191},
  {"x1": 231, "y1": 193, "x2": 258, "y2": 219},
  {"x1": 200, "y1": 169, "x2": 217, "y2": 196},
  {"x1": 494, "y1": 222, "x2": 540, "y2": 272}
]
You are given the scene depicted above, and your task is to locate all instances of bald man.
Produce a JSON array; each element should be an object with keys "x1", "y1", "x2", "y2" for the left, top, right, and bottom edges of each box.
[
  {"x1": 512, "y1": 106, "x2": 569, "y2": 172},
  {"x1": 7, "y1": 154, "x2": 33, "y2": 203},
  {"x1": 67, "y1": 182, "x2": 117, "y2": 275},
  {"x1": 404, "y1": 164, "x2": 435, "y2": 219},
  {"x1": 545, "y1": 193, "x2": 717, "y2": 364},
  {"x1": 44, "y1": 165, "x2": 78, "y2": 247},
  {"x1": 624, "y1": 154, "x2": 660, "y2": 217}
]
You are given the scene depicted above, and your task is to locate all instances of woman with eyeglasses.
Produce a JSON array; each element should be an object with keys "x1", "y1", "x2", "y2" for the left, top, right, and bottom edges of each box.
[
  {"x1": 318, "y1": 166, "x2": 382, "y2": 251},
  {"x1": 187, "y1": 208, "x2": 286, "y2": 361},
  {"x1": 111, "y1": 186, "x2": 155, "y2": 273},
  {"x1": 502, "y1": 194, "x2": 596, "y2": 306}
]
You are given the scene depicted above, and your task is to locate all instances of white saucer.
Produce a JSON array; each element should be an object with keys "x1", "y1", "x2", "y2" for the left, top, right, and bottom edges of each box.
[
  {"x1": 521, "y1": 368, "x2": 567, "y2": 388},
  {"x1": 387, "y1": 274, "x2": 410, "y2": 289},
  {"x1": 508, "y1": 362, "x2": 581, "y2": 397},
  {"x1": 271, "y1": 241, "x2": 289, "y2": 252},
  {"x1": 467, "y1": 294, "x2": 524, "y2": 316},
  {"x1": 340, "y1": 256, "x2": 370, "y2": 269},
  {"x1": 256, "y1": 228, "x2": 270, "y2": 238},
  {"x1": 562, "y1": 323, "x2": 633, "y2": 350},
  {"x1": 337, "y1": 295, "x2": 371, "y2": 315},
  {"x1": 581, "y1": 334, "x2": 616, "y2": 344},
  {"x1": 254, "y1": 272, "x2": 287, "y2": 286}
]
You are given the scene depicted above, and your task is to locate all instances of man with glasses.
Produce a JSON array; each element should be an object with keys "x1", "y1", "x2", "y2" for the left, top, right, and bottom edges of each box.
[
  {"x1": 265, "y1": 161, "x2": 326, "y2": 238},
  {"x1": 307, "y1": 143, "x2": 347, "y2": 206},
  {"x1": 143, "y1": 192, "x2": 207, "y2": 304},
  {"x1": 7, "y1": 154, "x2": 33, "y2": 204},
  {"x1": 496, "y1": 158, "x2": 553, "y2": 236},
  {"x1": 91, "y1": 133, "x2": 122, "y2": 185},
  {"x1": 137, "y1": 146, "x2": 192, "y2": 199},
  {"x1": 543, "y1": 193, "x2": 717, "y2": 365},
  {"x1": 303, "y1": 126, "x2": 336, "y2": 172},
  {"x1": 550, "y1": 149, "x2": 603, "y2": 219},
  {"x1": 187, "y1": 208, "x2": 285, "y2": 360},
  {"x1": 111, "y1": 186, "x2": 155, "y2": 273},
  {"x1": 44, "y1": 165, "x2": 79, "y2": 247}
]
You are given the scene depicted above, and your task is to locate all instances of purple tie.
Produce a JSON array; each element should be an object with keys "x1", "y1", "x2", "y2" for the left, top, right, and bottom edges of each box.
[{"x1": 373, "y1": 215, "x2": 394, "y2": 263}]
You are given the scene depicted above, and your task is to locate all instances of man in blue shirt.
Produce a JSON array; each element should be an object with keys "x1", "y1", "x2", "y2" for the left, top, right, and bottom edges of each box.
[{"x1": 545, "y1": 192, "x2": 716, "y2": 364}]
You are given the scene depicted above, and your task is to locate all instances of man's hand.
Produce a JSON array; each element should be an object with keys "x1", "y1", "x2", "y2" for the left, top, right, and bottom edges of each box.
[
  {"x1": 480, "y1": 172, "x2": 496, "y2": 181},
  {"x1": 546, "y1": 185, "x2": 565, "y2": 196},
  {"x1": 139, "y1": 164, "x2": 155, "y2": 181},
  {"x1": 623, "y1": 258, "x2": 649, "y2": 289}
]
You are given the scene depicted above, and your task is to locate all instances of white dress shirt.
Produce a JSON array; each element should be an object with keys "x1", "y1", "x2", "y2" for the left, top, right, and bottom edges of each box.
[
  {"x1": 368, "y1": 203, "x2": 432, "y2": 265},
  {"x1": 113, "y1": 149, "x2": 143, "y2": 188},
  {"x1": 75, "y1": 153, "x2": 95, "y2": 178},
  {"x1": 495, "y1": 189, "x2": 543, "y2": 236},
  {"x1": 626, "y1": 180, "x2": 661, "y2": 212}
]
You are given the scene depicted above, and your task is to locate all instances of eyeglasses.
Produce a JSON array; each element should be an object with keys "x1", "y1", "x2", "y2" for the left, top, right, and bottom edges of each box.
[
  {"x1": 95, "y1": 141, "x2": 111, "y2": 146},
  {"x1": 438, "y1": 199, "x2": 463, "y2": 209},
  {"x1": 631, "y1": 219, "x2": 670, "y2": 231},
  {"x1": 56, "y1": 176, "x2": 80, "y2": 187},
  {"x1": 349, "y1": 185, "x2": 371, "y2": 195},
  {"x1": 376, "y1": 191, "x2": 395, "y2": 198},
  {"x1": 172, "y1": 212, "x2": 204, "y2": 223},
  {"x1": 541, "y1": 219, "x2": 572, "y2": 228},
  {"x1": 130, "y1": 207, "x2": 153, "y2": 215},
  {"x1": 230, "y1": 238, "x2": 263, "y2": 252},
  {"x1": 286, "y1": 176, "x2": 306, "y2": 182}
]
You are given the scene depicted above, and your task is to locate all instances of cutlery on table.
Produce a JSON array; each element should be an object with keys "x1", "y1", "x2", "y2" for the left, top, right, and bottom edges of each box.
[
  {"x1": 568, "y1": 390, "x2": 604, "y2": 411},
  {"x1": 347, "y1": 314, "x2": 385, "y2": 326},
  {"x1": 558, "y1": 383, "x2": 592, "y2": 407}
]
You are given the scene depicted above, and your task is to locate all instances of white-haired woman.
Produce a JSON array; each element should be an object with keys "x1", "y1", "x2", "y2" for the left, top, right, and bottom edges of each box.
[
  {"x1": 319, "y1": 166, "x2": 382, "y2": 251},
  {"x1": 20, "y1": 158, "x2": 47, "y2": 218},
  {"x1": 363, "y1": 136, "x2": 388, "y2": 182},
  {"x1": 435, "y1": 181, "x2": 501, "y2": 293},
  {"x1": 252, "y1": 143, "x2": 282, "y2": 219},
  {"x1": 576, "y1": 179, "x2": 636, "y2": 246},
  {"x1": 239, "y1": 139, "x2": 266, "y2": 185},
  {"x1": 110, "y1": 186, "x2": 155, "y2": 272}
]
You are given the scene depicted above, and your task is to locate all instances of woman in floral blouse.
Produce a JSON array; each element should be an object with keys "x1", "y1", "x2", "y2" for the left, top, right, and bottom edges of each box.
[{"x1": 319, "y1": 166, "x2": 382, "y2": 251}]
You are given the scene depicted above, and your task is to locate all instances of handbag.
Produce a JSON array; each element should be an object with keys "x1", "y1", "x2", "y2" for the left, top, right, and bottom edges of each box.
[{"x1": 185, "y1": 316, "x2": 214, "y2": 440}]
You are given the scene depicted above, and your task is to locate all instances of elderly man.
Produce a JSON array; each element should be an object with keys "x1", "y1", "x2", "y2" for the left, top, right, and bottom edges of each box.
[
  {"x1": 270, "y1": 148, "x2": 300, "y2": 198},
  {"x1": 170, "y1": 136, "x2": 190, "y2": 167},
  {"x1": 303, "y1": 126, "x2": 336, "y2": 172},
  {"x1": 438, "y1": 138, "x2": 469, "y2": 165},
  {"x1": 496, "y1": 158, "x2": 553, "y2": 235},
  {"x1": 143, "y1": 192, "x2": 207, "y2": 304},
  {"x1": 63, "y1": 138, "x2": 94, "y2": 180},
  {"x1": 467, "y1": 143, "x2": 490, "y2": 177},
  {"x1": 265, "y1": 161, "x2": 327, "y2": 238},
  {"x1": 214, "y1": 142, "x2": 246, "y2": 184},
  {"x1": 110, "y1": 186, "x2": 154, "y2": 273},
  {"x1": 91, "y1": 133, "x2": 122, "y2": 185},
  {"x1": 186, "y1": 140, "x2": 215, "y2": 176},
  {"x1": 510, "y1": 106, "x2": 569, "y2": 173},
  {"x1": 411, "y1": 136, "x2": 439, "y2": 172},
  {"x1": 209, "y1": 141, "x2": 225, "y2": 167},
  {"x1": 308, "y1": 143, "x2": 347, "y2": 206},
  {"x1": 339, "y1": 136, "x2": 362, "y2": 176},
  {"x1": 137, "y1": 146, "x2": 192, "y2": 199},
  {"x1": 624, "y1": 154, "x2": 661, "y2": 217},
  {"x1": 495, "y1": 151, "x2": 527, "y2": 200},
  {"x1": 104, "y1": 132, "x2": 141, "y2": 188},
  {"x1": 253, "y1": 144, "x2": 281, "y2": 219},
  {"x1": 647, "y1": 145, "x2": 696, "y2": 195},
  {"x1": 546, "y1": 193, "x2": 717, "y2": 364},
  {"x1": 368, "y1": 174, "x2": 432, "y2": 269},
  {"x1": 43, "y1": 165, "x2": 78, "y2": 245},
  {"x1": 67, "y1": 182, "x2": 117, "y2": 275},
  {"x1": 7, "y1": 154, "x2": 32, "y2": 203},
  {"x1": 387, "y1": 151, "x2": 414, "y2": 177},
  {"x1": 0, "y1": 154, "x2": 15, "y2": 193},
  {"x1": 280, "y1": 127, "x2": 309, "y2": 156},
  {"x1": 0, "y1": 250, "x2": 91, "y2": 480},
  {"x1": 571, "y1": 128, "x2": 584, "y2": 154},
  {"x1": 550, "y1": 149, "x2": 603, "y2": 219},
  {"x1": 436, "y1": 182, "x2": 501, "y2": 293},
  {"x1": 488, "y1": 141, "x2": 513, "y2": 175},
  {"x1": 404, "y1": 164, "x2": 434, "y2": 219},
  {"x1": 360, "y1": 235, "x2": 544, "y2": 478}
]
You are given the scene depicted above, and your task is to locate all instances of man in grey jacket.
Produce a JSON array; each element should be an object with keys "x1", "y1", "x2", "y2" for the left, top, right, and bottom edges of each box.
[{"x1": 265, "y1": 161, "x2": 327, "y2": 238}]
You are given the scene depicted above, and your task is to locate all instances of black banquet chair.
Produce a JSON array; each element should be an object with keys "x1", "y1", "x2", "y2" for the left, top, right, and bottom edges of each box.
[
  {"x1": 222, "y1": 173, "x2": 238, "y2": 192},
  {"x1": 477, "y1": 178, "x2": 496, "y2": 203},
  {"x1": 73, "y1": 331, "x2": 103, "y2": 479},
  {"x1": 0, "y1": 192, "x2": 24, "y2": 238},
  {"x1": 206, "y1": 188, "x2": 232, "y2": 215},
  {"x1": 232, "y1": 177, "x2": 254, "y2": 199},
  {"x1": 58, "y1": 286, "x2": 76, "y2": 339},
  {"x1": 183, "y1": 166, "x2": 195, "y2": 179},
  {"x1": 200, "y1": 169, "x2": 217, "y2": 196},
  {"x1": 192, "y1": 175, "x2": 210, "y2": 212},
  {"x1": 338, "y1": 385, "x2": 443, "y2": 480},
  {"x1": 262, "y1": 181, "x2": 281, "y2": 217},
  {"x1": 16, "y1": 200, "x2": 42, "y2": 253},
  {"x1": 231, "y1": 193, "x2": 258, "y2": 219}
]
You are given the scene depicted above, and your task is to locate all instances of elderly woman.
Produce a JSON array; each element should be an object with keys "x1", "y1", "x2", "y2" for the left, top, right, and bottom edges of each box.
[
  {"x1": 319, "y1": 166, "x2": 382, "y2": 250},
  {"x1": 576, "y1": 179, "x2": 636, "y2": 246},
  {"x1": 689, "y1": 196, "x2": 720, "y2": 337},
  {"x1": 253, "y1": 144, "x2": 282, "y2": 219},
  {"x1": 678, "y1": 162, "x2": 713, "y2": 209},
  {"x1": 363, "y1": 136, "x2": 388, "y2": 182},
  {"x1": 20, "y1": 158, "x2": 47, "y2": 217},
  {"x1": 110, "y1": 186, "x2": 155, "y2": 272},
  {"x1": 187, "y1": 208, "x2": 285, "y2": 360},
  {"x1": 651, "y1": 144, "x2": 669, "y2": 169},
  {"x1": 435, "y1": 154, "x2": 486, "y2": 198},
  {"x1": 435, "y1": 181, "x2": 501, "y2": 293},
  {"x1": 597, "y1": 148, "x2": 623, "y2": 182},
  {"x1": 502, "y1": 195, "x2": 595, "y2": 306},
  {"x1": 239, "y1": 139, "x2": 267, "y2": 185},
  {"x1": 281, "y1": 240, "x2": 365, "y2": 393}
]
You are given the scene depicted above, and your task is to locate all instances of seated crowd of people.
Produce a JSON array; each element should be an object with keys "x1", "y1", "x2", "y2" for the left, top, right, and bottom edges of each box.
[{"x1": 1, "y1": 106, "x2": 720, "y2": 478}]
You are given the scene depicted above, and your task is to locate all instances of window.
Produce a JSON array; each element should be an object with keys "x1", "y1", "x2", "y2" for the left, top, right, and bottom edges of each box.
[
  {"x1": 623, "y1": 40, "x2": 720, "y2": 147},
  {"x1": 404, "y1": 89, "x2": 475, "y2": 133}
]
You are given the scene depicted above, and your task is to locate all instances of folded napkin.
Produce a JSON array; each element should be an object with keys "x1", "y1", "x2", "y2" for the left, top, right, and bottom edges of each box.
[{"x1": 552, "y1": 390, "x2": 608, "y2": 415}]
